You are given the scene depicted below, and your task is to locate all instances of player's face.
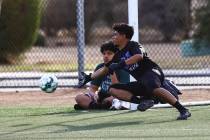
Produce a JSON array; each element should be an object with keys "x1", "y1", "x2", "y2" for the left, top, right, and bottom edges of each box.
[
  {"x1": 112, "y1": 31, "x2": 125, "y2": 46},
  {"x1": 102, "y1": 50, "x2": 115, "y2": 64}
]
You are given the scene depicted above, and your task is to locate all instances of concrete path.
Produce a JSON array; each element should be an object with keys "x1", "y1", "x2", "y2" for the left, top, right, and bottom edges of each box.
[{"x1": 0, "y1": 69, "x2": 210, "y2": 92}]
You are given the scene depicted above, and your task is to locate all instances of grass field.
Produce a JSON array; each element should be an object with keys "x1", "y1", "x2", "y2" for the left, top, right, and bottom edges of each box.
[{"x1": 0, "y1": 106, "x2": 210, "y2": 140}]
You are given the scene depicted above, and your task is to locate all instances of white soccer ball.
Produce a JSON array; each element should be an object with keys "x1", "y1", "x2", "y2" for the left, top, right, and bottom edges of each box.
[{"x1": 39, "y1": 74, "x2": 58, "y2": 93}]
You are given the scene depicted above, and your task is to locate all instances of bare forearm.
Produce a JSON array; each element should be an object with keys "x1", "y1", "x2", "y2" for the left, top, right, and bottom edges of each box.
[
  {"x1": 125, "y1": 54, "x2": 143, "y2": 65},
  {"x1": 91, "y1": 67, "x2": 109, "y2": 79}
]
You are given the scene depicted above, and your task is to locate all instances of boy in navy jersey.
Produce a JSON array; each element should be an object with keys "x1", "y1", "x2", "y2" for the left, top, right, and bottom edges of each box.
[
  {"x1": 79, "y1": 23, "x2": 191, "y2": 120},
  {"x1": 75, "y1": 41, "x2": 129, "y2": 110}
]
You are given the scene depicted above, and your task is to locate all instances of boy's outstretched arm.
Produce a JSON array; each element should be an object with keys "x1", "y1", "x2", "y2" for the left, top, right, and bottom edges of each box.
[{"x1": 78, "y1": 66, "x2": 109, "y2": 88}]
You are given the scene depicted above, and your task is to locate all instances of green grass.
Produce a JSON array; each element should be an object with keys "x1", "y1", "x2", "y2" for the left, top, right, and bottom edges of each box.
[{"x1": 0, "y1": 106, "x2": 210, "y2": 140}]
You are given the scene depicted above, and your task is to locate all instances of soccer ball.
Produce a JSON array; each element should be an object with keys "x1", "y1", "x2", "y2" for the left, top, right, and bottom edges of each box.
[{"x1": 39, "y1": 74, "x2": 58, "y2": 93}]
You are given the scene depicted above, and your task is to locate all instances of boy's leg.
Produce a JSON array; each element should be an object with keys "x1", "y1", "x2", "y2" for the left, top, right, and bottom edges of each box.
[
  {"x1": 109, "y1": 87, "x2": 133, "y2": 101},
  {"x1": 88, "y1": 92, "x2": 113, "y2": 110},
  {"x1": 101, "y1": 96, "x2": 114, "y2": 108},
  {"x1": 153, "y1": 88, "x2": 191, "y2": 120},
  {"x1": 141, "y1": 70, "x2": 191, "y2": 120},
  {"x1": 108, "y1": 83, "x2": 154, "y2": 111}
]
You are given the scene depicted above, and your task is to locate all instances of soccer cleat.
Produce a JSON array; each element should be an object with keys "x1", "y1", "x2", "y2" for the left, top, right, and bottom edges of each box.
[
  {"x1": 110, "y1": 99, "x2": 122, "y2": 110},
  {"x1": 137, "y1": 99, "x2": 154, "y2": 111},
  {"x1": 177, "y1": 109, "x2": 191, "y2": 120}
]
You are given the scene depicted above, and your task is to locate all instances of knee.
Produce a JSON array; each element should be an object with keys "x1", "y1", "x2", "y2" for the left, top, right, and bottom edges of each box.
[
  {"x1": 75, "y1": 94, "x2": 92, "y2": 109},
  {"x1": 75, "y1": 94, "x2": 83, "y2": 104},
  {"x1": 75, "y1": 94, "x2": 89, "y2": 105}
]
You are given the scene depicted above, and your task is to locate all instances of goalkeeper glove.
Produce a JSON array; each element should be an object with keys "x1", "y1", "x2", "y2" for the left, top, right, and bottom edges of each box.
[
  {"x1": 108, "y1": 60, "x2": 126, "y2": 74},
  {"x1": 78, "y1": 72, "x2": 92, "y2": 88}
]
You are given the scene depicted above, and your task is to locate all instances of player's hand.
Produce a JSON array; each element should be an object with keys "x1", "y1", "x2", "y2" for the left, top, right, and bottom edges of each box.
[
  {"x1": 78, "y1": 72, "x2": 92, "y2": 88},
  {"x1": 108, "y1": 60, "x2": 126, "y2": 74}
]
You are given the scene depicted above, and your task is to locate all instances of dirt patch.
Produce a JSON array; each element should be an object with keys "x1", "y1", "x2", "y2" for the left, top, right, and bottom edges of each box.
[
  {"x1": 180, "y1": 89, "x2": 210, "y2": 102},
  {"x1": 0, "y1": 88, "x2": 210, "y2": 107},
  {"x1": 0, "y1": 88, "x2": 85, "y2": 107}
]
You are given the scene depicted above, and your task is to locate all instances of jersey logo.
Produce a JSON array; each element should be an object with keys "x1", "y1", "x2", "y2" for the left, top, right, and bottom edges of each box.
[
  {"x1": 128, "y1": 63, "x2": 139, "y2": 71},
  {"x1": 101, "y1": 76, "x2": 111, "y2": 93},
  {"x1": 121, "y1": 51, "x2": 139, "y2": 71}
]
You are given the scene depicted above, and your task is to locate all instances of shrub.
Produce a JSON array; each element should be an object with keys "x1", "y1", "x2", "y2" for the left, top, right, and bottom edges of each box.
[
  {"x1": 193, "y1": 0, "x2": 210, "y2": 49},
  {"x1": 34, "y1": 30, "x2": 46, "y2": 47},
  {"x1": 0, "y1": 0, "x2": 42, "y2": 63}
]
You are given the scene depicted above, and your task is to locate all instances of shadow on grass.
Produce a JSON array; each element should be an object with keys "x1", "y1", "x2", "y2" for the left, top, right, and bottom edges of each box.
[
  {"x1": 50, "y1": 115, "x2": 178, "y2": 133},
  {"x1": 11, "y1": 124, "x2": 31, "y2": 127},
  {"x1": 52, "y1": 121, "x2": 143, "y2": 133},
  {"x1": 28, "y1": 109, "x2": 136, "y2": 117},
  {"x1": 0, "y1": 110, "x2": 138, "y2": 136}
]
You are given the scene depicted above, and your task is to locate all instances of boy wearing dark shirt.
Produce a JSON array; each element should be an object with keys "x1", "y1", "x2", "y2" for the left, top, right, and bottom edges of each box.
[
  {"x1": 75, "y1": 41, "x2": 129, "y2": 110},
  {"x1": 79, "y1": 23, "x2": 191, "y2": 120}
]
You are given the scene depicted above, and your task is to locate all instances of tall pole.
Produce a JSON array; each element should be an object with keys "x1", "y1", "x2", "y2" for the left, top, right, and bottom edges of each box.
[
  {"x1": 76, "y1": 0, "x2": 85, "y2": 85},
  {"x1": 128, "y1": 0, "x2": 139, "y2": 42},
  {"x1": 128, "y1": 0, "x2": 139, "y2": 91}
]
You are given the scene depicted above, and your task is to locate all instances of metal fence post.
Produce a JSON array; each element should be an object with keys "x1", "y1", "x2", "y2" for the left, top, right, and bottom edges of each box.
[{"x1": 76, "y1": 0, "x2": 85, "y2": 85}]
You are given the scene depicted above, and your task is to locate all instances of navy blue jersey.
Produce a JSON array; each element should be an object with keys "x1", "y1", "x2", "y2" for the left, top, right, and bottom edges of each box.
[
  {"x1": 91, "y1": 63, "x2": 130, "y2": 94},
  {"x1": 111, "y1": 41, "x2": 159, "y2": 79}
]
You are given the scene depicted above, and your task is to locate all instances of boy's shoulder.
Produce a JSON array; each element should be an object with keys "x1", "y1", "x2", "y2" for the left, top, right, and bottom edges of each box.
[{"x1": 94, "y1": 63, "x2": 105, "y2": 71}]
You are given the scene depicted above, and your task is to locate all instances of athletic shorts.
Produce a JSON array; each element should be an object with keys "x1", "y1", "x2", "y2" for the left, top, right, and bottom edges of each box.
[
  {"x1": 97, "y1": 91, "x2": 111, "y2": 103},
  {"x1": 109, "y1": 69, "x2": 164, "y2": 97}
]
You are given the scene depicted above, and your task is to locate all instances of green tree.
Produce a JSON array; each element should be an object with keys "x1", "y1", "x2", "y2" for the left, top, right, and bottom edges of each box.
[
  {"x1": 193, "y1": 0, "x2": 210, "y2": 49},
  {"x1": 0, "y1": 0, "x2": 42, "y2": 64},
  {"x1": 140, "y1": 0, "x2": 190, "y2": 42},
  {"x1": 40, "y1": 0, "x2": 76, "y2": 36}
]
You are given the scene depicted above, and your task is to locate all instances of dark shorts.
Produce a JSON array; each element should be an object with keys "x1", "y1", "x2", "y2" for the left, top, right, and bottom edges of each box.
[
  {"x1": 97, "y1": 91, "x2": 111, "y2": 103},
  {"x1": 109, "y1": 69, "x2": 164, "y2": 97}
]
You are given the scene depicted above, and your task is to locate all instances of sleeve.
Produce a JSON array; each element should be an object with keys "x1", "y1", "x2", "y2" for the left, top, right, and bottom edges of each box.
[
  {"x1": 90, "y1": 64, "x2": 104, "y2": 86},
  {"x1": 129, "y1": 41, "x2": 146, "y2": 56},
  {"x1": 115, "y1": 69, "x2": 130, "y2": 83}
]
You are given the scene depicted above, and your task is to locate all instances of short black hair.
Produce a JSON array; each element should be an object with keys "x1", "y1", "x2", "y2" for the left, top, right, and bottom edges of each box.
[
  {"x1": 100, "y1": 41, "x2": 119, "y2": 54},
  {"x1": 112, "y1": 23, "x2": 134, "y2": 39}
]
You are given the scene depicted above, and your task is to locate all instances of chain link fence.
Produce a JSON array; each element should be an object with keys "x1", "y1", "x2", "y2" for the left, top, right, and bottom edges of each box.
[{"x1": 0, "y1": 0, "x2": 210, "y2": 88}]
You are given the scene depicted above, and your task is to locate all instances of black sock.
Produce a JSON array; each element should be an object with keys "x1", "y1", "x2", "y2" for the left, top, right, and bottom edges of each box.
[
  {"x1": 130, "y1": 96, "x2": 141, "y2": 104},
  {"x1": 174, "y1": 101, "x2": 187, "y2": 112}
]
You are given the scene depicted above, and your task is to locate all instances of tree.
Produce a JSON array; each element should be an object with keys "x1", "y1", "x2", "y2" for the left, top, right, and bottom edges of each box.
[
  {"x1": 0, "y1": 0, "x2": 42, "y2": 64},
  {"x1": 40, "y1": 0, "x2": 76, "y2": 36},
  {"x1": 40, "y1": 0, "x2": 128, "y2": 43},
  {"x1": 193, "y1": 0, "x2": 210, "y2": 49},
  {"x1": 140, "y1": 0, "x2": 190, "y2": 42},
  {"x1": 84, "y1": 0, "x2": 127, "y2": 43}
]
